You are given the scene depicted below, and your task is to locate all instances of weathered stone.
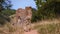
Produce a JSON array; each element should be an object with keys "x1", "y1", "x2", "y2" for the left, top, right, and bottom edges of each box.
[{"x1": 10, "y1": 7, "x2": 32, "y2": 31}]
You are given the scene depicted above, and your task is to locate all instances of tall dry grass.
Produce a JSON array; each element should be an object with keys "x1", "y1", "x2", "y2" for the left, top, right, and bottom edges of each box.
[{"x1": 33, "y1": 19, "x2": 60, "y2": 34}]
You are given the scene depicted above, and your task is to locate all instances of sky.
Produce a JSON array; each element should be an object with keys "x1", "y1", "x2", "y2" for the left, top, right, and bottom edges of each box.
[{"x1": 11, "y1": 0, "x2": 36, "y2": 10}]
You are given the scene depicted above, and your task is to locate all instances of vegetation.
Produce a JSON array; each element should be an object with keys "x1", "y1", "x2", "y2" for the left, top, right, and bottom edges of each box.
[
  {"x1": 31, "y1": 0, "x2": 60, "y2": 22},
  {"x1": 32, "y1": 0, "x2": 60, "y2": 34},
  {"x1": 0, "y1": 9, "x2": 15, "y2": 25},
  {"x1": 0, "y1": 0, "x2": 16, "y2": 25},
  {"x1": 31, "y1": 8, "x2": 37, "y2": 22},
  {"x1": 0, "y1": 0, "x2": 12, "y2": 11},
  {"x1": 0, "y1": 23, "x2": 17, "y2": 34},
  {"x1": 34, "y1": 23, "x2": 60, "y2": 34}
]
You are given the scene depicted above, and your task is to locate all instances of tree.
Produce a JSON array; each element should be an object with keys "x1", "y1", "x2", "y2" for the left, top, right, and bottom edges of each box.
[
  {"x1": 34, "y1": 0, "x2": 60, "y2": 20},
  {"x1": 31, "y1": 8, "x2": 37, "y2": 22},
  {"x1": 0, "y1": 0, "x2": 12, "y2": 11},
  {"x1": 0, "y1": 0, "x2": 12, "y2": 25}
]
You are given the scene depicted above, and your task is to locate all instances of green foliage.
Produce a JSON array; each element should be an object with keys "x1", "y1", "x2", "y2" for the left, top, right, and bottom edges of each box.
[
  {"x1": 0, "y1": 0, "x2": 15, "y2": 25},
  {"x1": 33, "y1": 0, "x2": 60, "y2": 21},
  {"x1": 31, "y1": 8, "x2": 41, "y2": 22},
  {"x1": 1, "y1": 9, "x2": 16, "y2": 16},
  {"x1": 31, "y1": 8, "x2": 37, "y2": 22},
  {"x1": 0, "y1": 0, "x2": 12, "y2": 11},
  {"x1": 0, "y1": 9, "x2": 16, "y2": 25}
]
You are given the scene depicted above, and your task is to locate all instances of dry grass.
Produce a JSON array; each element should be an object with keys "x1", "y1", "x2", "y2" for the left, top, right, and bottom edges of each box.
[
  {"x1": 0, "y1": 23, "x2": 24, "y2": 34},
  {"x1": 33, "y1": 19, "x2": 60, "y2": 34},
  {"x1": 0, "y1": 18, "x2": 60, "y2": 34},
  {"x1": 36, "y1": 23, "x2": 60, "y2": 34}
]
